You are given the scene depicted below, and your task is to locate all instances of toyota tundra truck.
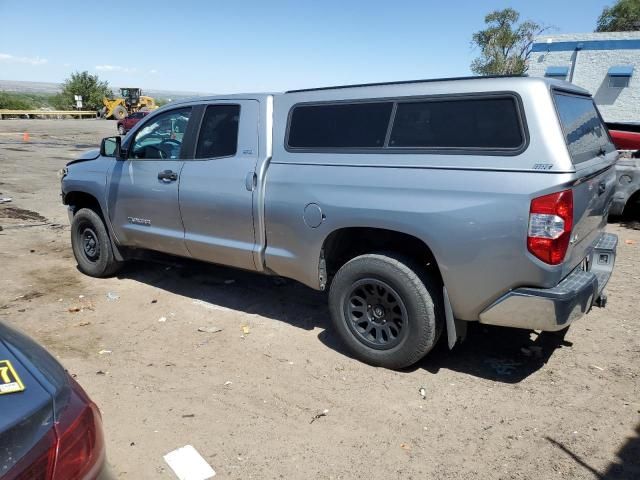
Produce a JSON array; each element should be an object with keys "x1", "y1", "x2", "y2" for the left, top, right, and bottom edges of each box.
[{"x1": 60, "y1": 76, "x2": 618, "y2": 369}]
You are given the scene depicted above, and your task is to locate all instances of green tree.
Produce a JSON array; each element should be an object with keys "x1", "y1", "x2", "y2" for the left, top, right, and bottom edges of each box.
[
  {"x1": 58, "y1": 71, "x2": 111, "y2": 110},
  {"x1": 471, "y1": 8, "x2": 547, "y2": 76},
  {"x1": 596, "y1": 0, "x2": 640, "y2": 32},
  {"x1": 0, "y1": 92, "x2": 35, "y2": 109},
  {"x1": 49, "y1": 93, "x2": 69, "y2": 110}
]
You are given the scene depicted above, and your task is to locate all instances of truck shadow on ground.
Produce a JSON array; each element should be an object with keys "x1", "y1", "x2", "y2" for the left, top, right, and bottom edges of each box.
[
  {"x1": 609, "y1": 214, "x2": 640, "y2": 231},
  {"x1": 119, "y1": 256, "x2": 571, "y2": 384},
  {"x1": 118, "y1": 257, "x2": 330, "y2": 332},
  {"x1": 411, "y1": 323, "x2": 573, "y2": 383},
  {"x1": 619, "y1": 218, "x2": 640, "y2": 231},
  {"x1": 545, "y1": 423, "x2": 640, "y2": 479}
]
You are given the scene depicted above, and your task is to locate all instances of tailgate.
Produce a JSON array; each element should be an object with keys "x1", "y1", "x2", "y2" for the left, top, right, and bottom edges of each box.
[{"x1": 552, "y1": 91, "x2": 617, "y2": 272}]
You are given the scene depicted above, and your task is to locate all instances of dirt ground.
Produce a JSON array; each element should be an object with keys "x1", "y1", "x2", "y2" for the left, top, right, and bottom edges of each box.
[{"x1": 0, "y1": 119, "x2": 639, "y2": 480}]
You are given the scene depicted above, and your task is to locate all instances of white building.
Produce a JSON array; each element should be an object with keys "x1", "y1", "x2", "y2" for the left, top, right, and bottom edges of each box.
[{"x1": 528, "y1": 32, "x2": 640, "y2": 123}]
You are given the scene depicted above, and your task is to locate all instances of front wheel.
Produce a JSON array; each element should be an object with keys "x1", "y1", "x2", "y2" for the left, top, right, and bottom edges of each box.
[
  {"x1": 329, "y1": 253, "x2": 442, "y2": 369},
  {"x1": 71, "y1": 208, "x2": 122, "y2": 277},
  {"x1": 112, "y1": 105, "x2": 127, "y2": 120}
]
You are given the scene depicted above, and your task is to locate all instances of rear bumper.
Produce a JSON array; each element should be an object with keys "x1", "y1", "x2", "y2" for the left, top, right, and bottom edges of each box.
[{"x1": 479, "y1": 233, "x2": 617, "y2": 331}]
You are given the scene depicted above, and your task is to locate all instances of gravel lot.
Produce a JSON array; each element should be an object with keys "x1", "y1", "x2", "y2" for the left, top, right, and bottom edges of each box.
[{"x1": 0, "y1": 119, "x2": 639, "y2": 479}]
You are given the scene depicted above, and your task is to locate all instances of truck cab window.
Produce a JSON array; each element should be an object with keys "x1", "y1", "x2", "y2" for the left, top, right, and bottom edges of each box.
[
  {"x1": 130, "y1": 108, "x2": 191, "y2": 159},
  {"x1": 195, "y1": 104, "x2": 240, "y2": 159}
]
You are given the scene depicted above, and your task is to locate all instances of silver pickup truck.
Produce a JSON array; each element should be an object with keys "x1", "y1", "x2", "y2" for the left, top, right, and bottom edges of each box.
[{"x1": 61, "y1": 76, "x2": 618, "y2": 369}]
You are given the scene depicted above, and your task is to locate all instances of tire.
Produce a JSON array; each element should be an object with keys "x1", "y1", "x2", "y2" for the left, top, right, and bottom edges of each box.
[
  {"x1": 329, "y1": 252, "x2": 442, "y2": 369},
  {"x1": 112, "y1": 105, "x2": 127, "y2": 120},
  {"x1": 117, "y1": 124, "x2": 126, "y2": 135},
  {"x1": 71, "y1": 208, "x2": 122, "y2": 278}
]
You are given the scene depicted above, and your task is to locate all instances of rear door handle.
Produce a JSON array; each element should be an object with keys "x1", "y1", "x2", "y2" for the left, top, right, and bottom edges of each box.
[{"x1": 158, "y1": 170, "x2": 178, "y2": 182}]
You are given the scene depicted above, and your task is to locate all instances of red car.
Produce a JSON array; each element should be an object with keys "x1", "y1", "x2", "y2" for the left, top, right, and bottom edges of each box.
[
  {"x1": 116, "y1": 111, "x2": 150, "y2": 135},
  {"x1": 606, "y1": 122, "x2": 640, "y2": 152}
]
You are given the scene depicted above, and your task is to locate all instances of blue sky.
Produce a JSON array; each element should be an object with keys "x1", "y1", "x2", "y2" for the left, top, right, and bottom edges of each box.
[{"x1": 0, "y1": 0, "x2": 613, "y2": 93}]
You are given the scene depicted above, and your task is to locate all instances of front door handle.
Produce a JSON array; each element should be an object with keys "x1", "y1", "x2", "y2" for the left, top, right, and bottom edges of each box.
[{"x1": 158, "y1": 170, "x2": 178, "y2": 182}]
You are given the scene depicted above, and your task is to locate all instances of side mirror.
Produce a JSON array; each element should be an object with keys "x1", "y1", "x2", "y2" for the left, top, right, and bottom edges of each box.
[{"x1": 100, "y1": 136, "x2": 122, "y2": 159}]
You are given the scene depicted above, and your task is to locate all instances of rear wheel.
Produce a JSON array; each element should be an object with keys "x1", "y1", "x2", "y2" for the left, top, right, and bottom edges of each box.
[
  {"x1": 329, "y1": 252, "x2": 442, "y2": 369},
  {"x1": 71, "y1": 208, "x2": 122, "y2": 277}
]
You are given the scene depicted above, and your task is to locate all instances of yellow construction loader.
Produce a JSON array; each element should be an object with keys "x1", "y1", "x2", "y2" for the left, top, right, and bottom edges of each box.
[{"x1": 102, "y1": 87, "x2": 157, "y2": 120}]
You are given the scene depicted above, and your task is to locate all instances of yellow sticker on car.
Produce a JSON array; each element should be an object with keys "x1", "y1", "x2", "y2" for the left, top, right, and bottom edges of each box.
[{"x1": 0, "y1": 360, "x2": 25, "y2": 395}]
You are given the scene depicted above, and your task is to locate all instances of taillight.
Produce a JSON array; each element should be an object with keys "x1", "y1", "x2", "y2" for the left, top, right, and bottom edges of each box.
[
  {"x1": 4, "y1": 377, "x2": 104, "y2": 480},
  {"x1": 527, "y1": 189, "x2": 573, "y2": 265},
  {"x1": 6, "y1": 429, "x2": 57, "y2": 480},
  {"x1": 52, "y1": 378, "x2": 105, "y2": 480}
]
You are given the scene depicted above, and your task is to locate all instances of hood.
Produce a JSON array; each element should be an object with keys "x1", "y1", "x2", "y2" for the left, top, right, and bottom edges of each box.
[{"x1": 67, "y1": 148, "x2": 100, "y2": 166}]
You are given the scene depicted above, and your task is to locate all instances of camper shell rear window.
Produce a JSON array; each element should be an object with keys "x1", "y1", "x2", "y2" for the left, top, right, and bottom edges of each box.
[
  {"x1": 552, "y1": 91, "x2": 613, "y2": 164},
  {"x1": 286, "y1": 93, "x2": 527, "y2": 155}
]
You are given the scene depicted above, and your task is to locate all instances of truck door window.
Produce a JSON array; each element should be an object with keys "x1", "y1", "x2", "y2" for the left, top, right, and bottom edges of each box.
[
  {"x1": 130, "y1": 107, "x2": 192, "y2": 159},
  {"x1": 195, "y1": 104, "x2": 240, "y2": 159}
]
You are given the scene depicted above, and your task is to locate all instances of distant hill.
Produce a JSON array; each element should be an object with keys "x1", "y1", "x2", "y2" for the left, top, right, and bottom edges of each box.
[
  {"x1": 0, "y1": 80, "x2": 62, "y2": 94},
  {"x1": 0, "y1": 79, "x2": 211, "y2": 100}
]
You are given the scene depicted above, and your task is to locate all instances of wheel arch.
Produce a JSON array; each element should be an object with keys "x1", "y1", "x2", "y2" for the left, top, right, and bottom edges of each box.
[
  {"x1": 63, "y1": 190, "x2": 125, "y2": 261},
  {"x1": 63, "y1": 191, "x2": 104, "y2": 217},
  {"x1": 320, "y1": 227, "x2": 443, "y2": 287}
]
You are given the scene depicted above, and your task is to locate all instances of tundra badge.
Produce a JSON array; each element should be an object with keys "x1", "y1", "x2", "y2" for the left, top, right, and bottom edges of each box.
[{"x1": 127, "y1": 217, "x2": 151, "y2": 226}]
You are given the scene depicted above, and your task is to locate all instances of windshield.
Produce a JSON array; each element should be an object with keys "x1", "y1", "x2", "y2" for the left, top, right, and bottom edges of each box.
[{"x1": 553, "y1": 92, "x2": 614, "y2": 164}]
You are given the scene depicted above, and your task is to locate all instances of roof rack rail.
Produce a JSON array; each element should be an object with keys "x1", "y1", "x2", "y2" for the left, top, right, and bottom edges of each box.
[{"x1": 285, "y1": 75, "x2": 527, "y2": 94}]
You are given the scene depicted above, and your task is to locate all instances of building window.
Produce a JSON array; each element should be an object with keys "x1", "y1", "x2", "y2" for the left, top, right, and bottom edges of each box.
[
  {"x1": 608, "y1": 65, "x2": 633, "y2": 88},
  {"x1": 545, "y1": 66, "x2": 569, "y2": 80},
  {"x1": 609, "y1": 76, "x2": 630, "y2": 88}
]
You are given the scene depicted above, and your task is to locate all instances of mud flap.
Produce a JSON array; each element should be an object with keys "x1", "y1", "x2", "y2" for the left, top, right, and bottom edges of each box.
[{"x1": 444, "y1": 287, "x2": 467, "y2": 349}]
